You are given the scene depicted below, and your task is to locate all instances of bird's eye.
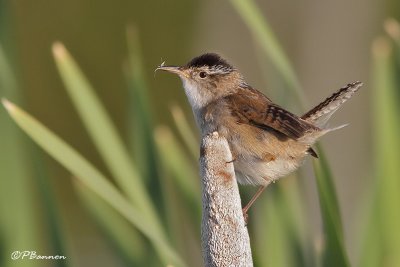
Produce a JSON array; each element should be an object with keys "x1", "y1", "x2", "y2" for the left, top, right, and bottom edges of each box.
[{"x1": 199, "y1": 71, "x2": 207, "y2": 78}]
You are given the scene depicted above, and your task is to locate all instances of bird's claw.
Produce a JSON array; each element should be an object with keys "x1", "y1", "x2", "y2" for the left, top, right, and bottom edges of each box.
[{"x1": 226, "y1": 158, "x2": 236, "y2": 164}]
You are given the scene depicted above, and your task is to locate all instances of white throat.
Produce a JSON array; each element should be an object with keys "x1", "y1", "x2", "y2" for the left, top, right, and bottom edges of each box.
[
  {"x1": 181, "y1": 79, "x2": 205, "y2": 110},
  {"x1": 180, "y1": 78, "x2": 208, "y2": 128}
]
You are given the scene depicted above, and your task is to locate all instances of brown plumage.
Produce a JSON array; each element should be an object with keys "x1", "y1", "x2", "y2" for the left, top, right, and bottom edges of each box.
[{"x1": 225, "y1": 90, "x2": 318, "y2": 140}]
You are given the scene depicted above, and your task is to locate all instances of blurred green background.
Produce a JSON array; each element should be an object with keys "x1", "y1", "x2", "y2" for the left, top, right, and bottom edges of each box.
[{"x1": 1, "y1": 0, "x2": 400, "y2": 267}]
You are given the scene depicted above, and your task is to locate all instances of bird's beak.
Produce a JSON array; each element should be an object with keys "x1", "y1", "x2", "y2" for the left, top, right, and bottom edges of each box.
[{"x1": 155, "y1": 64, "x2": 187, "y2": 77}]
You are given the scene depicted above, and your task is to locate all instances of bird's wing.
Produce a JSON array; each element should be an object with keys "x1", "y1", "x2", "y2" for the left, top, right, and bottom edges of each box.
[{"x1": 225, "y1": 91, "x2": 317, "y2": 140}]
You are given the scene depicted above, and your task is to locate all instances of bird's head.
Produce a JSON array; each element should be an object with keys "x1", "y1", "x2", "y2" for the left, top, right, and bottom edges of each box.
[{"x1": 156, "y1": 53, "x2": 244, "y2": 111}]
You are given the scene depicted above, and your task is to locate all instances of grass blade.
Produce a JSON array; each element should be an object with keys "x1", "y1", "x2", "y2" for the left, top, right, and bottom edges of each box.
[
  {"x1": 2, "y1": 99, "x2": 185, "y2": 267},
  {"x1": 360, "y1": 36, "x2": 400, "y2": 267},
  {"x1": 229, "y1": 0, "x2": 306, "y2": 107},
  {"x1": 0, "y1": 43, "x2": 17, "y2": 95},
  {"x1": 31, "y1": 150, "x2": 70, "y2": 267},
  {"x1": 73, "y1": 179, "x2": 147, "y2": 266},
  {"x1": 0, "y1": 42, "x2": 43, "y2": 267},
  {"x1": 154, "y1": 126, "x2": 200, "y2": 219},
  {"x1": 277, "y1": 181, "x2": 313, "y2": 267},
  {"x1": 170, "y1": 105, "x2": 198, "y2": 159},
  {"x1": 125, "y1": 26, "x2": 159, "y2": 183},
  {"x1": 313, "y1": 146, "x2": 350, "y2": 267},
  {"x1": 52, "y1": 42, "x2": 161, "y2": 231},
  {"x1": 253, "y1": 191, "x2": 290, "y2": 267},
  {"x1": 252, "y1": 180, "x2": 311, "y2": 267}
]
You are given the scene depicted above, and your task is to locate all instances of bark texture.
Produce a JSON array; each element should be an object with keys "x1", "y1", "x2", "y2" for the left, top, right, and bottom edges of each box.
[{"x1": 200, "y1": 132, "x2": 253, "y2": 267}]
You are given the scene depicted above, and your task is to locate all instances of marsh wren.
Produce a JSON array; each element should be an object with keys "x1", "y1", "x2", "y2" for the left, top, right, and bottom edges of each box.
[{"x1": 157, "y1": 53, "x2": 362, "y2": 217}]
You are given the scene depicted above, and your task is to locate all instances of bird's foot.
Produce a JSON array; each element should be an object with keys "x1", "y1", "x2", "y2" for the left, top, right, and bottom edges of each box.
[{"x1": 226, "y1": 157, "x2": 236, "y2": 164}]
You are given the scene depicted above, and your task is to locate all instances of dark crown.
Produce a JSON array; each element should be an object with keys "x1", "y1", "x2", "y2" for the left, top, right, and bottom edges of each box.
[{"x1": 186, "y1": 53, "x2": 233, "y2": 71}]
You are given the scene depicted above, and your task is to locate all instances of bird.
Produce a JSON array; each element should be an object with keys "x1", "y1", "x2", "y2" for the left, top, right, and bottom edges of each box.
[{"x1": 156, "y1": 53, "x2": 362, "y2": 218}]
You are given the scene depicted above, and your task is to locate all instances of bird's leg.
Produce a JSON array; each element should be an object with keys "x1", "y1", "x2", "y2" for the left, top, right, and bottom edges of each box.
[{"x1": 242, "y1": 185, "x2": 267, "y2": 223}]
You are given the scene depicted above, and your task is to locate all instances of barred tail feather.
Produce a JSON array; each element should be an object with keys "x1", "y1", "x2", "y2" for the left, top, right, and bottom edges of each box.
[{"x1": 301, "y1": 81, "x2": 363, "y2": 128}]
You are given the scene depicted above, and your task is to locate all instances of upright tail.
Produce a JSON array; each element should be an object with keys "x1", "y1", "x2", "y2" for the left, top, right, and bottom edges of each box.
[{"x1": 301, "y1": 81, "x2": 363, "y2": 128}]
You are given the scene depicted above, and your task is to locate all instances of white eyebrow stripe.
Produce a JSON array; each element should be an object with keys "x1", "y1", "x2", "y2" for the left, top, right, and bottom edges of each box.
[{"x1": 208, "y1": 65, "x2": 234, "y2": 75}]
